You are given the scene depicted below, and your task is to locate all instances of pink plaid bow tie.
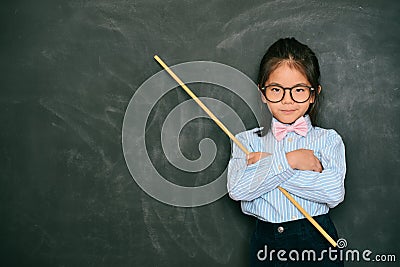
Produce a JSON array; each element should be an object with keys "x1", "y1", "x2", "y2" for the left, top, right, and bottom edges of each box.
[{"x1": 272, "y1": 116, "x2": 308, "y2": 141}]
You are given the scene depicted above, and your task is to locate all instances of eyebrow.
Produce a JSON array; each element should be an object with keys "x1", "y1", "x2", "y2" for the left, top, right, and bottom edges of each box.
[{"x1": 266, "y1": 82, "x2": 310, "y2": 87}]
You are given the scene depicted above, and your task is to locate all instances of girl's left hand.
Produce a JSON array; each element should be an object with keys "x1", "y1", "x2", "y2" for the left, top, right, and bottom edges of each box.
[
  {"x1": 246, "y1": 152, "x2": 271, "y2": 165},
  {"x1": 286, "y1": 149, "x2": 323, "y2": 173}
]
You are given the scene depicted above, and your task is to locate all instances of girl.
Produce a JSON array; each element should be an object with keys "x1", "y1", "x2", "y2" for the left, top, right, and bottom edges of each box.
[{"x1": 227, "y1": 38, "x2": 346, "y2": 266}]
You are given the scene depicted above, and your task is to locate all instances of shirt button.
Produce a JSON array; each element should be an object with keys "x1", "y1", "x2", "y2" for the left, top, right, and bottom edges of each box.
[
  {"x1": 278, "y1": 165, "x2": 282, "y2": 171},
  {"x1": 292, "y1": 216, "x2": 297, "y2": 220},
  {"x1": 277, "y1": 226, "x2": 284, "y2": 233},
  {"x1": 287, "y1": 137, "x2": 293, "y2": 142}
]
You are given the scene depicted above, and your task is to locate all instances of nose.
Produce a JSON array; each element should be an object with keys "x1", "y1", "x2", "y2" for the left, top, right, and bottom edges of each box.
[{"x1": 281, "y1": 89, "x2": 294, "y2": 104}]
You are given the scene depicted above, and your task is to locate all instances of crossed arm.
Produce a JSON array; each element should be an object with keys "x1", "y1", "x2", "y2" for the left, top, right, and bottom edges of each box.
[{"x1": 227, "y1": 131, "x2": 346, "y2": 208}]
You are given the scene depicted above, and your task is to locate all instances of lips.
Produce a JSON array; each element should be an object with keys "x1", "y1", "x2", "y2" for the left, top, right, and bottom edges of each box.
[{"x1": 281, "y1": 110, "x2": 296, "y2": 114}]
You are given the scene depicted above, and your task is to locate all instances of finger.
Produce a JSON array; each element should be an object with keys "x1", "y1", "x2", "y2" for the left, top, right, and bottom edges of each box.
[
  {"x1": 315, "y1": 162, "x2": 322, "y2": 173},
  {"x1": 316, "y1": 159, "x2": 323, "y2": 172}
]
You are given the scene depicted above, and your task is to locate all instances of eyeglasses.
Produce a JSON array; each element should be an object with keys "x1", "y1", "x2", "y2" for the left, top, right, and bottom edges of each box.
[{"x1": 261, "y1": 84, "x2": 315, "y2": 103}]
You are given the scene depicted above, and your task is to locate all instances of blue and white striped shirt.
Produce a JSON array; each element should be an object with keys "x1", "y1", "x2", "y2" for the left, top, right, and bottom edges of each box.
[{"x1": 227, "y1": 115, "x2": 346, "y2": 223}]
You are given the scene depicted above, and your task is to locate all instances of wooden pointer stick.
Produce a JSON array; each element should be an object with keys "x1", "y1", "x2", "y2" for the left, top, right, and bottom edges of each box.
[{"x1": 154, "y1": 55, "x2": 337, "y2": 247}]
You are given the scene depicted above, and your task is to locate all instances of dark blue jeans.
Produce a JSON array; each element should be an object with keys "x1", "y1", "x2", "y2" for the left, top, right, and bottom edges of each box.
[{"x1": 250, "y1": 213, "x2": 344, "y2": 266}]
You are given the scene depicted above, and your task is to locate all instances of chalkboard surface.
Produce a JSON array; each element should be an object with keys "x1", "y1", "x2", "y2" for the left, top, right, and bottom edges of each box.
[{"x1": 1, "y1": 0, "x2": 399, "y2": 266}]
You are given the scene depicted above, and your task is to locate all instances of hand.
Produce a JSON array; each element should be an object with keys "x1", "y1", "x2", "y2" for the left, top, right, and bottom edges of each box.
[
  {"x1": 286, "y1": 149, "x2": 323, "y2": 173},
  {"x1": 246, "y1": 152, "x2": 271, "y2": 165}
]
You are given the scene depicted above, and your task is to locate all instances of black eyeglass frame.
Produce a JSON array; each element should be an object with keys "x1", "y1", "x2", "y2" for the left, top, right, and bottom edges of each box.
[{"x1": 261, "y1": 84, "x2": 316, "y2": 103}]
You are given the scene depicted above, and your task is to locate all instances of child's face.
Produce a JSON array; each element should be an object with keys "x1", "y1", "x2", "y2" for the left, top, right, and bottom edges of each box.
[{"x1": 262, "y1": 63, "x2": 315, "y2": 124}]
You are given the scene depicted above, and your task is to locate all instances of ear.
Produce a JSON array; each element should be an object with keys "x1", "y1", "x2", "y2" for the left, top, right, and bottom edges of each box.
[
  {"x1": 258, "y1": 87, "x2": 268, "y2": 103},
  {"x1": 310, "y1": 85, "x2": 321, "y2": 104},
  {"x1": 317, "y1": 85, "x2": 322, "y2": 94}
]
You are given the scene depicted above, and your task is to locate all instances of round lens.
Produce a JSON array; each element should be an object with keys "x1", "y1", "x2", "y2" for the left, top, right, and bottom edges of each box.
[
  {"x1": 265, "y1": 86, "x2": 283, "y2": 102},
  {"x1": 292, "y1": 86, "x2": 310, "y2": 102}
]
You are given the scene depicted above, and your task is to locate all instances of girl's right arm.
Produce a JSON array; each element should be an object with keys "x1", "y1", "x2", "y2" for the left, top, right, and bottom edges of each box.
[{"x1": 227, "y1": 131, "x2": 295, "y2": 201}]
